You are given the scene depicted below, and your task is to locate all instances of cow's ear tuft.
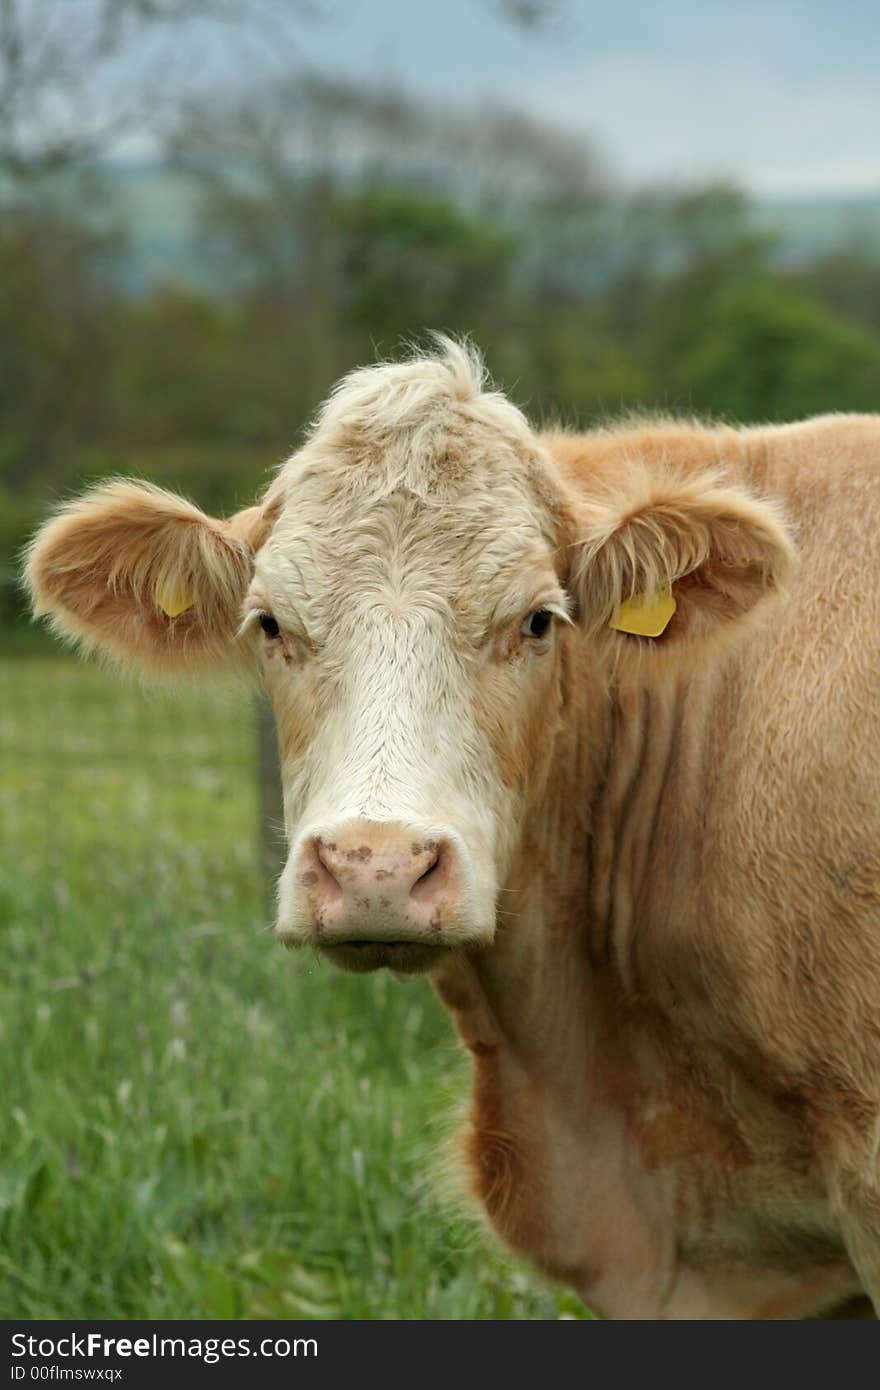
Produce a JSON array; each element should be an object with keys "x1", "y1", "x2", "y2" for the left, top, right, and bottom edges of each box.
[
  {"x1": 571, "y1": 464, "x2": 795, "y2": 665},
  {"x1": 23, "y1": 480, "x2": 262, "y2": 672}
]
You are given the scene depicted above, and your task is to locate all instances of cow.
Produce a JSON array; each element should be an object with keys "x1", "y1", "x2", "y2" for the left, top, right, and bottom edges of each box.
[{"x1": 24, "y1": 338, "x2": 880, "y2": 1319}]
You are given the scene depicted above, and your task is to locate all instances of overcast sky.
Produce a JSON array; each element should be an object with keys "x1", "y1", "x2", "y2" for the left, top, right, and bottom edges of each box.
[{"x1": 264, "y1": 0, "x2": 879, "y2": 197}]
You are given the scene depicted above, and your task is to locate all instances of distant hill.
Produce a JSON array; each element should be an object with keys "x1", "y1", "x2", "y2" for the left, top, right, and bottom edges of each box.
[
  {"x1": 753, "y1": 194, "x2": 880, "y2": 263},
  {"x1": 9, "y1": 162, "x2": 880, "y2": 295}
]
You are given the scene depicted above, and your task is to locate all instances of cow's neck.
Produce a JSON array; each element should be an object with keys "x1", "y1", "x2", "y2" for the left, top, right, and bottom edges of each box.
[
  {"x1": 430, "y1": 664, "x2": 716, "y2": 1310},
  {"x1": 429, "y1": 657, "x2": 858, "y2": 1317}
]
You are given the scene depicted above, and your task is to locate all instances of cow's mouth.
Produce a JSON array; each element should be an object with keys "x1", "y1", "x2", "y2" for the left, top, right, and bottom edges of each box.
[{"x1": 318, "y1": 940, "x2": 449, "y2": 975}]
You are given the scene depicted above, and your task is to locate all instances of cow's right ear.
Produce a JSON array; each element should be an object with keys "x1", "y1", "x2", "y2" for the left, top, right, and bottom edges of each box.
[{"x1": 24, "y1": 480, "x2": 264, "y2": 671}]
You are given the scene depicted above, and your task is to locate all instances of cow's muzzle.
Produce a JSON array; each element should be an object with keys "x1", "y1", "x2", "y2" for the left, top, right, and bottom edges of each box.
[{"x1": 277, "y1": 819, "x2": 488, "y2": 972}]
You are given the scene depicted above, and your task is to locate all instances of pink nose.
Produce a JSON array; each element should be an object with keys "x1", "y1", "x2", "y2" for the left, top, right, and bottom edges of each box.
[{"x1": 295, "y1": 822, "x2": 461, "y2": 941}]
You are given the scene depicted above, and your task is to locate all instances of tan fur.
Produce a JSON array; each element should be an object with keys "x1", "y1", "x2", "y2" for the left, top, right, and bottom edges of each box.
[
  {"x1": 22, "y1": 342, "x2": 880, "y2": 1318},
  {"x1": 24, "y1": 481, "x2": 272, "y2": 671},
  {"x1": 568, "y1": 455, "x2": 795, "y2": 678}
]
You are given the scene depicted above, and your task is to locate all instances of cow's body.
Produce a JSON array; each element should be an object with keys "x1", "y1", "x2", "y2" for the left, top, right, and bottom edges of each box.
[
  {"x1": 436, "y1": 414, "x2": 880, "y2": 1318},
  {"x1": 25, "y1": 344, "x2": 880, "y2": 1317}
]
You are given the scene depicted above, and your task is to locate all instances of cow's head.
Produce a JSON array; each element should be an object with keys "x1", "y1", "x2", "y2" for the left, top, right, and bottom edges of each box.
[{"x1": 25, "y1": 340, "x2": 793, "y2": 974}]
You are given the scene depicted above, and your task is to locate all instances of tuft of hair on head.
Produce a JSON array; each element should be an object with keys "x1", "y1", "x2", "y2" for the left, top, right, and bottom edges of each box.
[
  {"x1": 421, "y1": 331, "x2": 489, "y2": 400},
  {"x1": 308, "y1": 334, "x2": 505, "y2": 443},
  {"x1": 293, "y1": 333, "x2": 541, "y2": 508}
]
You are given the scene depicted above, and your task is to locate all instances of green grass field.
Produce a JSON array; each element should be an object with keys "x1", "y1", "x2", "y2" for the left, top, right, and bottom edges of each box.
[{"x1": 0, "y1": 655, "x2": 588, "y2": 1320}]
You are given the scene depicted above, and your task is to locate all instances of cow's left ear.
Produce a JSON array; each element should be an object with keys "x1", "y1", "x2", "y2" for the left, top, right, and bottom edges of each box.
[{"x1": 570, "y1": 465, "x2": 795, "y2": 658}]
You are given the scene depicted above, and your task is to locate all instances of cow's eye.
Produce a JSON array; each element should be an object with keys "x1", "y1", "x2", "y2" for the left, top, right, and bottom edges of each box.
[
  {"x1": 259, "y1": 613, "x2": 281, "y2": 638},
  {"x1": 521, "y1": 609, "x2": 553, "y2": 640}
]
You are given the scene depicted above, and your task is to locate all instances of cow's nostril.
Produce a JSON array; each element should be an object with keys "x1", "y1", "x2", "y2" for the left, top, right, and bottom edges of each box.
[
  {"x1": 410, "y1": 846, "x2": 444, "y2": 904},
  {"x1": 309, "y1": 839, "x2": 344, "y2": 903}
]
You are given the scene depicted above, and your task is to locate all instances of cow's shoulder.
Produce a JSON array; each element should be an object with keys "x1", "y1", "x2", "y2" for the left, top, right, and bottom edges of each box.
[
  {"x1": 542, "y1": 413, "x2": 880, "y2": 495},
  {"x1": 541, "y1": 417, "x2": 747, "y2": 491}
]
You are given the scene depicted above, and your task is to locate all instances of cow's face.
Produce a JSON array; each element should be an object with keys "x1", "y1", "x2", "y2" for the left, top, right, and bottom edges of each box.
[
  {"x1": 249, "y1": 354, "x2": 572, "y2": 973},
  {"x1": 25, "y1": 341, "x2": 794, "y2": 977}
]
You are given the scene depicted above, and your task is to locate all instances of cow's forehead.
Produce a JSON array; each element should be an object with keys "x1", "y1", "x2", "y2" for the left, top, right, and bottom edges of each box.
[
  {"x1": 254, "y1": 462, "x2": 561, "y2": 636},
  {"x1": 252, "y1": 347, "x2": 567, "y2": 626}
]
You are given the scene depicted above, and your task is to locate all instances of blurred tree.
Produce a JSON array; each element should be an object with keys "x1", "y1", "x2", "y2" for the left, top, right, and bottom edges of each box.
[
  {"x1": 793, "y1": 243, "x2": 880, "y2": 336},
  {"x1": 610, "y1": 184, "x2": 775, "y2": 360},
  {"x1": 0, "y1": 0, "x2": 583, "y2": 187},
  {"x1": 0, "y1": 209, "x2": 118, "y2": 490},
  {"x1": 0, "y1": 0, "x2": 323, "y2": 183},
  {"x1": 168, "y1": 74, "x2": 610, "y2": 430},
  {"x1": 670, "y1": 280, "x2": 880, "y2": 421},
  {"x1": 190, "y1": 172, "x2": 346, "y2": 430},
  {"x1": 110, "y1": 285, "x2": 245, "y2": 445},
  {"x1": 169, "y1": 72, "x2": 608, "y2": 211},
  {"x1": 341, "y1": 186, "x2": 514, "y2": 347}
]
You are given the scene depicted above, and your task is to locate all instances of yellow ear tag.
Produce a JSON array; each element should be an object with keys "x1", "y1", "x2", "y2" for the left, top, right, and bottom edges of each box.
[
  {"x1": 157, "y1": 586, "x2": 194, "y2": 619},
  {"x1": 609, "y1": 590, "x2": 676, "y2": 638}
]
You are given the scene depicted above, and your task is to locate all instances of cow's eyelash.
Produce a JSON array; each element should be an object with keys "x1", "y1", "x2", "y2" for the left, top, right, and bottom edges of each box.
[
  {"x1": 238, "y1": 607, "x2": 282, "y2": 639},
  {"x1": 523, "y1": 598, "x2": 573, "y2": 628}
]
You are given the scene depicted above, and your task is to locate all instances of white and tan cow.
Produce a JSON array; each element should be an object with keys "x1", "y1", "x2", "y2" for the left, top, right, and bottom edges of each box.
[{"x1": 25, "y1": 340, "x2": 880, "y2": 1318}]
